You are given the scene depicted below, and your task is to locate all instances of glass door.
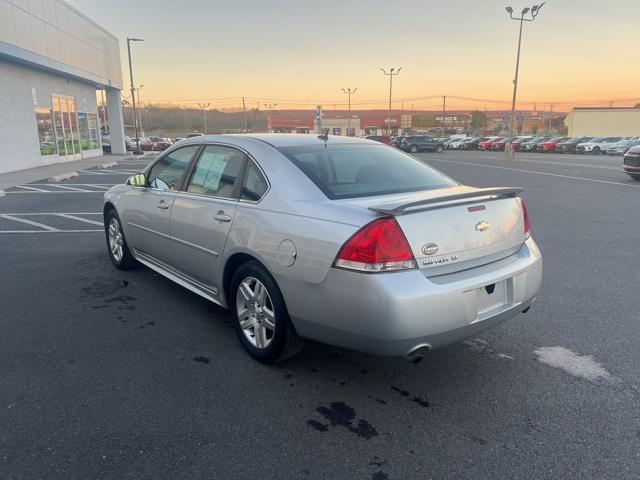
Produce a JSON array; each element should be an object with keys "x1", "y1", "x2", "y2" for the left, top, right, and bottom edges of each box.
[{"x1": 52, "y1": 95, "x2": 81, "y2": 161}]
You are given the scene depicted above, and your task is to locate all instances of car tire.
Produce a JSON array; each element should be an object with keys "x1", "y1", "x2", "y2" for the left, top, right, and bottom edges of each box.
[
  {"x1": 231, "y1": 260, "x2": 303, "y2": 363},
  {"x1": 105, "y1": 209, "x2": 137, "y2": 270},
  {"x1": 410, "y1": 145, "x2": 418, "y2": 153},
  {"x1": 435, "y1": 145, "x2": 444, "y2": 153},
  {"x1": 628, "y1": 174, "x2": 640, "y2": 181},
  {"x1": 592, "y1": 147, "x2": 600, "y2": 154}
]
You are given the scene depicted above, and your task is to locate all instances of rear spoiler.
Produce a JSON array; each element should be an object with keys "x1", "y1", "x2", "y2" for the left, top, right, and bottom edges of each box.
[{"x1": 369, "y1": 187, "x2": 523, "y2": 216}]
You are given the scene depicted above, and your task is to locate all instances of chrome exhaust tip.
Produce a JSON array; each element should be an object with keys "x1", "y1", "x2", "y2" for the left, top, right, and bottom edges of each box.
[{"x1": 404, "y1": 345, "x2": 430, "y2": 364}]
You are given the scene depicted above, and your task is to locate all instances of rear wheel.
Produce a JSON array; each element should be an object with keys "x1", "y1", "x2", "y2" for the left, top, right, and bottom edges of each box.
[
  {"x1": 231, "y1": 261, "x2": 303, "y2": 363},
  {"x1": 435, "y1": 145, "x2": 444, "y2": 153},
  {"x1": 410, "y1": 145, "x2": 419, "y2": 153},
  {"x1": 628, "y1": 174, "x2": 640, "y2": 181},
  {"x1": 105, "y1": 209, "x2": 137, "y2": 270}
]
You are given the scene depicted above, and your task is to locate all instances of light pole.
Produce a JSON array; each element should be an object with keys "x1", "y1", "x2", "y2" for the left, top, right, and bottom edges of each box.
[
  {"x1": 381, "y1": 67, "x2": 401, "y2": 136},
  {"x1": 504, "y1": 3, "x2": 544, "y2": 158},
  {"x1": 198, "y1": 102, "x2": 210, "y2": 134},
  {"x1": 126, "y1": 37, "x2": 143, "y2": 154},
  {"x1": 135, "y1": 84, "x2": 144, "y2": 136},
  {"x1": 341, "y1": 88, "x2": 357, "y2": 135}
]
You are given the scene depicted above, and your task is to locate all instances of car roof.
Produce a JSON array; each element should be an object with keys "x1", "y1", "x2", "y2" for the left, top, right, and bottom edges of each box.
[{"x1": 172, "y1": 133, "x2": 380, "y2": 149}]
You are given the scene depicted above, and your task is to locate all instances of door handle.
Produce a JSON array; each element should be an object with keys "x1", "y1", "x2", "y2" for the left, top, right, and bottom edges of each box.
[
  {"x1": 156, "y1": 200, "x2": 170, "y2": 210},
  {"x1": 212, "y1": 211, "x2": 232, "y2": 222}
]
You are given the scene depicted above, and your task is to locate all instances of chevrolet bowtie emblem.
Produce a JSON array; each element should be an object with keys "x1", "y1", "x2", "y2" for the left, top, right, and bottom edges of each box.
[{"x1": 475, "y1": 221, "x2": 491, "y2": 232}]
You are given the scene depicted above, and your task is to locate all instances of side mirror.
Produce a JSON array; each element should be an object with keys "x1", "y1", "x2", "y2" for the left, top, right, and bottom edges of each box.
[{"x1": 127, "y1": 173, "x2": 146, "y2": 187}]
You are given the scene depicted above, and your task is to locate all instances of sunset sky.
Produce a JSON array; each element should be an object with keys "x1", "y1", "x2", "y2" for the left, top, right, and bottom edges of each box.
[{"x1": 69, "y1": 0, "x2": 640, "y2": 111}]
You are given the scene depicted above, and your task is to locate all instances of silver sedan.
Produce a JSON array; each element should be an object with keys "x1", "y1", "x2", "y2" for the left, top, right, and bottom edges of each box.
[{"x1": 104, "y1": 134, "x2": 542, "y2": 363}]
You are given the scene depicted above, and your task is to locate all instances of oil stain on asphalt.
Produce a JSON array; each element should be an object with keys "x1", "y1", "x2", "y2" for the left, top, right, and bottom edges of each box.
[{"x1": 307, "y1": 401, "x2": 378, "y2": 439}]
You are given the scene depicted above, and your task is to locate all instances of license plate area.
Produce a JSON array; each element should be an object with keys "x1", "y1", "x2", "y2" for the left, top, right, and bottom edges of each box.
[{"x1": 476, "y1": 280, "x2": 508, "y2": 316}]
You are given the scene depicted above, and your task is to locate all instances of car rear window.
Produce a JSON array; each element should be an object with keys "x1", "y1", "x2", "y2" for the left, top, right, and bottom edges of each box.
[{"x1": 278, "y1": 143, "x2": 455, "y2": 199}]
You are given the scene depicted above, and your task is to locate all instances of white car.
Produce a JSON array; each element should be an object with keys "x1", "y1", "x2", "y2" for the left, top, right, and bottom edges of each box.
[
  {"x1": 449, "y1": 138, "x2": 471, "y2": 150},
  {"x1": 576, "y1": 137, "x2": 623, "y2": 154}
]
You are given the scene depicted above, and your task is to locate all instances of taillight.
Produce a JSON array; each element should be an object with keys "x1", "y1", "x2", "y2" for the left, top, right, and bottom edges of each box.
[
  {"x1": 519, "y1": 198, "x2": 531, "y2": 237},
  {"x1": 334, "y1": 217, "x2": 416, "y2": 273}
]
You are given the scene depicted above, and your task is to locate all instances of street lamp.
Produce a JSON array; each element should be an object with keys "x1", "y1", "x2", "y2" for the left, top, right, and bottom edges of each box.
[
  {"x1": 198, "y1": 102, "x2": 210, "y2": 134},
  {"x1": 135, "y1": 84, "x2": 144, "y2": 136},
  {"x1": 341, "y1": 88, "x2": 357, "y2": 136},
  {"x1": 381, "y1": 67, "x2": 401, "y2": 136},
  {"x1": 126, "y1": 37, "x2": 144, "y2": 154},
  {"x1": 504, "y1": 3, "x2": 544, "y2": 158}
]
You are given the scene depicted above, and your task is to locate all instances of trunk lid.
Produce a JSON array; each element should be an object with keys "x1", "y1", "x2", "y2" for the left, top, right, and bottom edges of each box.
[{"x1": 341, "y1": 186, "x2": 526, "y2": 276}]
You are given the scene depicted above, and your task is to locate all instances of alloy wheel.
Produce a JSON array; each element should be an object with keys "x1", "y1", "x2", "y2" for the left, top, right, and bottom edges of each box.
[
  {"x1": 236, "y1": 277, "x2": 276, "y2": 349},
  {"x1": 108, "y1": 218, "x2": 124, "y2": 262}
]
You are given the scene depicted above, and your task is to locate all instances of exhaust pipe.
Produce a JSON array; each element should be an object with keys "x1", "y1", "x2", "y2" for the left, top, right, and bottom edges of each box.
[{"x1": 404, "y1": 345, "x2": 430, "y2": 364}]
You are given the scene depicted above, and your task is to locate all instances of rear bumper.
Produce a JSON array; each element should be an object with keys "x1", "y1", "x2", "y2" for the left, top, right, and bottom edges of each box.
[{"x1": 284, "y1": 237, "x2": 543, "y2": 357}]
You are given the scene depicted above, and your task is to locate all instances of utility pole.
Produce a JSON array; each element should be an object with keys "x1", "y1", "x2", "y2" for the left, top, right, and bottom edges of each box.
[
  {"x1": 341, "y1": 88, "x2": 357, "y2": 135},
  {"x1": 242, "y1": 97, "x2": 248, "y2": 132},
  {"x1": 198, "y1": 103, "x2": 210, "y2": 134},
  {"x1": 381, "y1": 67, "x2": 401, "y2": 136},
  {"x1": 547, "y1": 103, "x2": 554, "y2": 132},
  {"x1": 441, "y1": 95, "x2": 446, "y2": 139},
  {"x1": 504, "y1": 3, "x2": 545, "y2": 158},
  {"x1": 126, "y1": 37, "x2": 144, "y2": 154}
]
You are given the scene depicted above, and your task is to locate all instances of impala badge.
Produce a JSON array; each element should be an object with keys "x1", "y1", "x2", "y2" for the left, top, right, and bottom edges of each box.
[
  {"x1": 475, "y1": 221, "x2": 491, "y2": 232},
  {"x1": 421, "y1": 243, "x2": 439, "y2": 256}
]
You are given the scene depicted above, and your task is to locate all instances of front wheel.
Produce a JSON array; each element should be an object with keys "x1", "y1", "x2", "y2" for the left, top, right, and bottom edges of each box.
[
  {"x1": 231, "y1": 261, "x2": 303, "y2": 363},
  {"x1": 410, "y1": 145, "x2": 419, "y2": 153},
  {"x1": 105, "y1": 209, "x2": 137, "y2": 270},
  {"x1": 435, "y1": 145, "x2": 444, "y2": 153}
]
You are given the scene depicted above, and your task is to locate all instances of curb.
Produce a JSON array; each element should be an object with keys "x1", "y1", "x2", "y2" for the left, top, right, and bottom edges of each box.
[
  {"x1": 48, "y1": 171, "x2": 79, "y2": 183},
  {"x1": 100, "y1": 161, "x2": 118, "y2": 168}
]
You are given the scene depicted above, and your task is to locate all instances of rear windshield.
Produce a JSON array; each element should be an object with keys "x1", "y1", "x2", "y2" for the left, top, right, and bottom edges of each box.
[{"x1": 278, "y1": 143, "x2": 456, "y2": 199}]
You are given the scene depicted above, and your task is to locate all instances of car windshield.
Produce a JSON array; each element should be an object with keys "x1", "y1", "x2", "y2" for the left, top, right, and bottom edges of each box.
[
  {"x1": 590, "y1": 137, "x2": 605, "y2": 142},
  {"x1": 278, "y1": 143, "x2": 456, "y2": 199}
]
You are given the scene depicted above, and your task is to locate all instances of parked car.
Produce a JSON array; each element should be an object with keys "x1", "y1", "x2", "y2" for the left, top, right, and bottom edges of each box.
[
  {"x1": 490, "y1": 138, "x2": 512, "y2": 151},
  {"x1": 536, "y1": 137, "x2": 568, "y2": 153},
  {"x1": 607, "y1": 139, "x2": 640, "y2": 155},
  {"x1": 555, "y1": 136, "x2": 593, "y2": 154},
  {"x1": 576, "y1": 137, "x2": 622, "y2": 154},
  {"x1": 390, "y1": 136, "x2": 406, "y2": 148},
  {"x1": 400, "y1": 136, "x2": 445, "y2": 153},
  {"x1": 623, "y1": 145, "x2": 640, "y2": 180},
  {"x1": 478, "y1": 137, "x2": 502, "y2": 151},
  {"x1": 364, "y1": 135, "x2": 392, "y2": 145},
  {"x1": 445, "y1": 137, "x2": 465, "y2": 149},
  {"x1": 101, "y1": 132, "x2": 132, "y2": 153},
  {"x1": 519, "y1": 136, "x2": 550, "y2": 152},
  {"x1": 460, "y1": 137, "x2": 488, "y2": 151},
  {"x1": 103, "y1": 134, "x2": 541, "y2": 363},
  {"x1": 143, "y1": 136, "x2": 172, "y2": 151},
  {"x1": 449, "y1": 137, "x2": 473, "y2": 150}
]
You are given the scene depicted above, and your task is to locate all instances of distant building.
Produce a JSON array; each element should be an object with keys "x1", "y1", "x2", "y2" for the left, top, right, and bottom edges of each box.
[
  {"x1": 0, "y1": 0, "x2": 124, "y2": 174},
  {"x1": 565, "y1": 107, "x2": 640, "y2": 137}
]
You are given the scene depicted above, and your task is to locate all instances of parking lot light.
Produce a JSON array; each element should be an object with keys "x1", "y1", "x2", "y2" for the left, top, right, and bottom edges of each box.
[
  {"x1": 126, "y1": 37, "x2": 144, "y2": 155},
  {"x1": 504, "y1": 4, "x2": 545, "y2": 159}
]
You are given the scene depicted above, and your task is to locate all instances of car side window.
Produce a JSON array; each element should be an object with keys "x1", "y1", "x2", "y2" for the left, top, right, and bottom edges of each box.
[
  {"x1": 186, "y1": 145, "x2": 245, "y2": 198},
  {"x1": 148, "y1": 146, "x2": 199, "y2": 190},
  {"x1": 241, "y1": 161, "x2": 268, "y2": 202}
]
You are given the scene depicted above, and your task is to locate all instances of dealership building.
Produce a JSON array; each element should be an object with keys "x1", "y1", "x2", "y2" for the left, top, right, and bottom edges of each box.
[
  {"x1": 0, "y1": 0, "x2": 125, "y2": 174},
  {"x1": 565, "y1": 107, "x2": 640, "y2": 137}
]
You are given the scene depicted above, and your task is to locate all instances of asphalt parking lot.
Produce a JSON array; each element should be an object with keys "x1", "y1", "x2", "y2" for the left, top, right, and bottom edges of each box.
[{"x1": 1, "y1": 150, "x2": 639, "y2": 479}]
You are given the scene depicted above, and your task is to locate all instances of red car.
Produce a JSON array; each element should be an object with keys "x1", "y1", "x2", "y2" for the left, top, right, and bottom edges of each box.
[
  {"x1": 478, "y1": 137, "x2": 502, "y2": 151},
  {"x1": 364, "y1": 135, "x2": 391, "y2": 145},
  {"x1": 536, "y1": 137, "x2": 568, "y2": 153},
  {"x1": 490, "y1": 138, "x2": 511, "y2": 151}
]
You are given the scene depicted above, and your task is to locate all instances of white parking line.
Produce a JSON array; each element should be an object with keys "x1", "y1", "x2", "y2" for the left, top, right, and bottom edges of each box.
[
  {"x1": 47, "y1": 184, "x2": 95, "y2": 192},
  {"x1": 427, "y1": 157, "x2": 640, "y2": 188},
  {"x1": 4, "y1": 190, "x2": 103, "y2": 194},
  {"x1": 54, "y1": 213, "x2": 104, "y2": 226},
  {"x1": 13, "y1": 185, "x2": 49, "y2": 192},
  {"x1": 0, "y1": 212, "x2": 103, "y2": 234},
  {"x1": 0, "y1": 214, "x2": 60, "y2": 231}
]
